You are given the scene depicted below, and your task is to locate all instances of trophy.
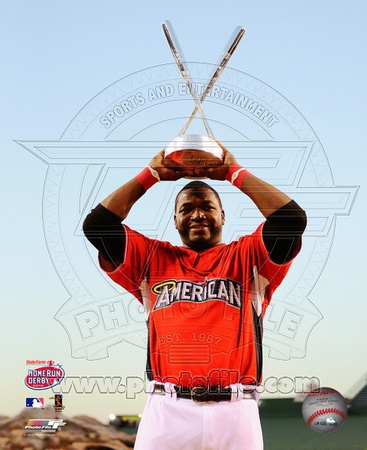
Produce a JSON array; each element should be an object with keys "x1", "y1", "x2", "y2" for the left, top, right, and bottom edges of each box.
[{"x1": 161, "y1": 21, "x2": 245, "y2": 176}]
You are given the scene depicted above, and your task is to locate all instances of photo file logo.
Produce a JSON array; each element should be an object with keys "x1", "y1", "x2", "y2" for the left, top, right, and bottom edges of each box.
[{"x1": 24, "y1": 419, "x2": 66, "y2": 434}]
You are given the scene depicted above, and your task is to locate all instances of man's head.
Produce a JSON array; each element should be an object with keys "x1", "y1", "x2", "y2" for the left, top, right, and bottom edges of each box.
[{"x1": 174, "y1": 181, "x2": 225, "y2": 251}]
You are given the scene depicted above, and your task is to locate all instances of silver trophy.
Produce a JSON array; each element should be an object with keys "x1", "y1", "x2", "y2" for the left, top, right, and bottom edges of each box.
[{"x1": 161, "y1": 21, "x2": 245, "y2": 174}]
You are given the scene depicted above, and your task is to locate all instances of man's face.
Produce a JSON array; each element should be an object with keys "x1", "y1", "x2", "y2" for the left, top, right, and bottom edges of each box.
[{"x1": 174, "y1": 188, "x2": 225, "y2": 251}]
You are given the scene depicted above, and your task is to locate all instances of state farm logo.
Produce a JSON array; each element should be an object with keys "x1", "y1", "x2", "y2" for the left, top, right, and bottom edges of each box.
[
  {"x1": 25, "y1": 360, "x2": 65, "y2": 390},
  {"x1": 17, "y1": 62, "x2": 359, "y2": 361}
]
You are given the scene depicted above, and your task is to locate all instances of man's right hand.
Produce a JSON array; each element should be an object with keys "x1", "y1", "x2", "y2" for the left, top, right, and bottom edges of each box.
[{"x1": 149, "y1": 150, "x2": 194, "y2": 181}]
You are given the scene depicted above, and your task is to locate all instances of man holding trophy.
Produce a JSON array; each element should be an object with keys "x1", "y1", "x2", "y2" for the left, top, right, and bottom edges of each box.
[
  {"x1": 83, "y1": 21, "x2": 307, "y2": 450},
  {"x1": 83, "y1": 139, "x2": 306, "y2": 449}
]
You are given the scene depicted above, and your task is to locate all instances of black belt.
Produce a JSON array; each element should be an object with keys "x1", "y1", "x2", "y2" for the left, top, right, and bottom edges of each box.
[{"x1": 151, "y1": 383, "x2": 255, "y2": 403}]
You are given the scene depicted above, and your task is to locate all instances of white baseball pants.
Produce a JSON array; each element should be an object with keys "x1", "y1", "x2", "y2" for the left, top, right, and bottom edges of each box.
[{"x1": 134, "y1": 383, "x2": 263, "y2": 450}]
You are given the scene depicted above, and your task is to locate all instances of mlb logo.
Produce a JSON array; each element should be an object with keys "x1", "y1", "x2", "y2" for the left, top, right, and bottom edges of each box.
[{"x1": 25, "y1": 397, "x2": 44, "y2": 408}]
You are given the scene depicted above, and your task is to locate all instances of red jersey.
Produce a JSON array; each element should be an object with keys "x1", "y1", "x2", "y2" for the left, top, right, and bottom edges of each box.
[{"x1": 104, "y1": 222, "x2": 293, "y2": 388}]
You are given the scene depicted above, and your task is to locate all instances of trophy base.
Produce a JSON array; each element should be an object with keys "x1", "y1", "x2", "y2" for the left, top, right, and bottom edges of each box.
[{"x1": 163, "y1": 134, "x2": 223, "y2": 173}]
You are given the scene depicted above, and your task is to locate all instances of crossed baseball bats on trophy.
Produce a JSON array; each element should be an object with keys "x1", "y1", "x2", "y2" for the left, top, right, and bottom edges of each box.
[{"x1": 161, "y1": 21, "x2": 245, "y2": 171}]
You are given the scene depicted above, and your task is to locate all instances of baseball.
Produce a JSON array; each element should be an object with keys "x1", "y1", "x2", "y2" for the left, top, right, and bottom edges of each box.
[{"x1": 302, "y1": 387, "x2": 347, "y2": 433}]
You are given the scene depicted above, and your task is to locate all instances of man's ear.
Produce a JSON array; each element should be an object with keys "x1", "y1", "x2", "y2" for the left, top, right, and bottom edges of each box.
[
  {"x1": 221, "y1": 210, "x2": 225, "y2": 225},
  {"x1": 174, "y1": 214, "x2": 178, "y2": 229}
]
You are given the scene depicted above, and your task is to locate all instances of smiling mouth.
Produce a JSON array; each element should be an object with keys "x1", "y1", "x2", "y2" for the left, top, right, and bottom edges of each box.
[{"x1": 190, "y1": 224, "x2": 208, "y2": 230}]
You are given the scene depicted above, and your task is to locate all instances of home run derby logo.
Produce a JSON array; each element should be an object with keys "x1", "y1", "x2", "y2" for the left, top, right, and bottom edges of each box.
[
  {"x1": 24, "y1": 360, "x2": 65, "y2": 390},
  {"x1": 17, "y1": 63, "x2": 358, "y2": 361}
]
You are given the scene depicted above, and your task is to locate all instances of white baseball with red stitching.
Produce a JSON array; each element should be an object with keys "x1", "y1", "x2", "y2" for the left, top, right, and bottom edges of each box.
[{"x1": 302, "y1": 387, "x2": 347, "y2": 433}]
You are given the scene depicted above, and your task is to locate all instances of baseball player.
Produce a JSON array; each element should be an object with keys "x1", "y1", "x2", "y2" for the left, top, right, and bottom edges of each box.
[{"x1": 83, "y1": 146, "x2": 306, "y2": 449}]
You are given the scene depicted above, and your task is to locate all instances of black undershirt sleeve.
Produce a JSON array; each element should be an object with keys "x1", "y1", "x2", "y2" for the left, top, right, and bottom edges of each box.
[
  {"x1": 83, "y1": 204, "x2": 125, "y2": 265},
  {"x1": 262, "y1": 200, "x2": 307, "y2": 264}
]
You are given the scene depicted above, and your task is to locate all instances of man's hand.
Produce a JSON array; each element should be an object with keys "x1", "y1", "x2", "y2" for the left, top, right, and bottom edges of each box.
[
  {"x1": 149, "y1": 150, "x2": 193, "y2": 181},
  {"x1": 195, "y1": 144, "x2": 237, "y2": 180}
]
